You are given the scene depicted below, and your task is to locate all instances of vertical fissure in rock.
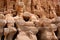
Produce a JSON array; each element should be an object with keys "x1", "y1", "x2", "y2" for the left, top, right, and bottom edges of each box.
[
  {"x1": 1, "y1": 35, "x2": 4, "y2": 40},
  {"x1": 4, "y1": 24, "x2": 7, "y2": 28},
  {"x1": 36, "y1": 31, "x2": 41, "y2": 40},
  {"x1": 14, "y1": 23, "x2": 17, "y2": 29},
  {"x1": 12, "y1": 30, "x2": 19, "y2": 40},
  {"x1": 13, "y1": 3, "x2": 15, "y2": 10},
  {"x1": 34, "y1": 5, "x2": 37, "y2": 9},
  {"x1": 12, "y1": 23, "x2": 19, "y2": 40},
  {"x1": 55, "y1": 30, "x2": 58, "y2": 37}
]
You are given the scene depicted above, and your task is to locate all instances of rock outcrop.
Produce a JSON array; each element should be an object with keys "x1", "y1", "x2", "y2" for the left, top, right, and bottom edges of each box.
[{"x1": 0, "y1": 0, "x2": 60, "y2": 40}]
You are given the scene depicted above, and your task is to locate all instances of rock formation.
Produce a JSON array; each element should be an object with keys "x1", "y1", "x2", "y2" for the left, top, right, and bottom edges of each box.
[{"x1": 0, "y1": 0, "x2": 60, "y2": 40}]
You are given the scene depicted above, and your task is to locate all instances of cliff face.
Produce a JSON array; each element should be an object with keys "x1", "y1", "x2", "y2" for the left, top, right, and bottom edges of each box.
[{"x1": 0, "y1": 0, "x2": 60, "y2": 40}]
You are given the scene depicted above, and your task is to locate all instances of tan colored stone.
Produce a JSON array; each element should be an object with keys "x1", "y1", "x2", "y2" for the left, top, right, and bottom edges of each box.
[
  {"x1": 4, "y1": 27, "x2": 17, "y2": 40},
  {"x1": 15, "y1": 12, "x2": 38, "y2": 40},
  {"x1": 0, "y1": 14, "x2": 6, "y2": 40},
  {"x1": 0, "y1": 0, "x2": 59, "y2": 40}
]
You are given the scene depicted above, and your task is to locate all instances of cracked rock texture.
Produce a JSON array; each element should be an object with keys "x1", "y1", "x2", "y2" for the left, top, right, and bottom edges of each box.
[{"x1": 0, "y1": 0, "x2": 60, "y2": 40}]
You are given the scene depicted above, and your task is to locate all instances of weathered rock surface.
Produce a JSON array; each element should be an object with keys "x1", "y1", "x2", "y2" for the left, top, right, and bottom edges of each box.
[{"x1": 0, "y1": 0, "x2": 60, "y2": 40}]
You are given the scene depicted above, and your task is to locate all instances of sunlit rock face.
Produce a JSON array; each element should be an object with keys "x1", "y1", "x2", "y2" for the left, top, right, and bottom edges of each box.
[{"x1": 0, "y1": 0, "x2": 60, "y2": 40}]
